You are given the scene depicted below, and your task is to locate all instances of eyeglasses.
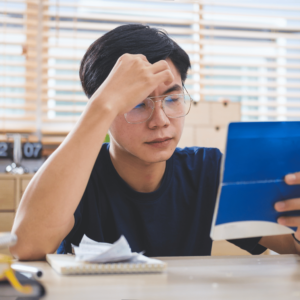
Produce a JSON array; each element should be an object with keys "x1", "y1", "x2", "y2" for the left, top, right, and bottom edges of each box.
[{"x1": 124, "y1": 85, "x2": 193, "y2": 124}]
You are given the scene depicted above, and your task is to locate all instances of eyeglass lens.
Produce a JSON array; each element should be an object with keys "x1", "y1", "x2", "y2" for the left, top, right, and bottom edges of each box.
[{"x1": 125, "y1": 94, "x2": 191, "y2": 124}]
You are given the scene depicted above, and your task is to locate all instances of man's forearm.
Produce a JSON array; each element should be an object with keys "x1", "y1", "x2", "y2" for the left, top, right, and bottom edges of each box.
[
  {"x1": 10, "y1": 97, "x2": 117, "y2": 260},
  {"x1": 259, "y1": 234, "x2": 299, "y2": 255}
]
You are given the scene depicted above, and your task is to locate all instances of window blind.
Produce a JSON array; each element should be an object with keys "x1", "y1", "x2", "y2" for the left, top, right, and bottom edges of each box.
[
  {"x1": 0, "y1": 0, "x2": 38, "y2": 134},
  {"x1": 1, "y1": 0, "x2": 300, "y2": 148},
  {"x1": 191, "y1": 0, "x2": 300, "y2": 122},
  {"x1": 41, "y1": 0, "x2": 197, "y2": 147}
]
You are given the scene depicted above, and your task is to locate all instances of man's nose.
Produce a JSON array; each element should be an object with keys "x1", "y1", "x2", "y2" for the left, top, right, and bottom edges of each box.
[{"x1": 147, "y1": 100, "x2": 170, "y2": 128}]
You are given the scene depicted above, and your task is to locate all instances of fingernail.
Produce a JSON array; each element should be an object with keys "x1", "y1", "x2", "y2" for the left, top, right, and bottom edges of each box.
[
  {"x1": 278, "y1": 218, "x2": 286, "y2": 225},
  {"x1": 286, "y1": 174, "x2": 296, "y2": 182},
  {"x1": 275, "y1": 202, "x2": 285, "y2": 210}
]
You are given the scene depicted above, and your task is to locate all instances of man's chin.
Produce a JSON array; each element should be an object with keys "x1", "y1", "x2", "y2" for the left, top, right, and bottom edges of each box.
[{"x1": 139, "y1": 145, "x2": 176, "y2": 164}]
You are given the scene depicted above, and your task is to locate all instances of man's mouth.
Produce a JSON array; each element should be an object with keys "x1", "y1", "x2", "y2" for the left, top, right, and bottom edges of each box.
[{"x1": 145, "y1": 137, "x2": 173, "y2": 145}]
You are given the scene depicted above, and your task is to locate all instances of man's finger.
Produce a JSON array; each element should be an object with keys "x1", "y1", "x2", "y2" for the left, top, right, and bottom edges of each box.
[
  {"x1": 285, "y1": 172, "x2": 300, "y2": 185},
  {"x1": 275, "y1": 198, "x2": 300, "y2": 212},
  {"x1": 154, "y1": 69, "x2": 174, "y2": 86},
  {"x1": 150, "y1": 60, "x2": 170, "y2": 74},
  {"x1": 278, "y1": 216, "x2": 300, "y2": 227},
  {"x1": 132, "y1": 53, "x2": 149, "y2": 63}
]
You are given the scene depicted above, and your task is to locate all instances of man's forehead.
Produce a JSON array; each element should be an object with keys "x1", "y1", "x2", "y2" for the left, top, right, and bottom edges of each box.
[
  {"x1": 162, "y1": 83, "x2": 183, "y2": 94},
  {"x1": 148, "y1": 83, "x2": 183, "y2": 97},
  {"x1": 148, "y1": 58, "x2": 182, "y2": 96},
  {"x1": 166, "y1": 58, "x2": 182, "y2": 81}
]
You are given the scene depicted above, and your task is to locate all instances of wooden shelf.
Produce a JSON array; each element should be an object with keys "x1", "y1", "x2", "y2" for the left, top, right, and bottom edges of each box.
[{"x1": 0, "y1": 173, "x2": 34, "y2": 233}]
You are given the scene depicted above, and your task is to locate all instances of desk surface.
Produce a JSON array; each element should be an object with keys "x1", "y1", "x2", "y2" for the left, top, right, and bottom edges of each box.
[{"x1": 18, "y1": 254, "x2": 300, "y2": 300}]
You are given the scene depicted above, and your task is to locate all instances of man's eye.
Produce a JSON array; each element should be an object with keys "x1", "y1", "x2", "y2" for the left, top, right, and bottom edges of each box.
[
  {"x1": 165, "y1": 97, "x2": 179, "y2": 102},
  {"x1": 134, "y1": 103, "x2": 146, "y2": 109}
]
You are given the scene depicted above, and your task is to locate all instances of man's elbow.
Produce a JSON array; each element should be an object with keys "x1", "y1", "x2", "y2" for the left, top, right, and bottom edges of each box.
[
  {"x1": 9, "y1": 217, "x2": 69, "y2": 261},
  {"x1": 9, "y1": 243, "x2": 47, "y2": 261}
]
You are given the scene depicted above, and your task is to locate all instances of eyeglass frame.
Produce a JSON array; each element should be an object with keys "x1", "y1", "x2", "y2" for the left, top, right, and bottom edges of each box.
[{"x1": 124, "y1": 83, "x2": 193, "y2": 124}]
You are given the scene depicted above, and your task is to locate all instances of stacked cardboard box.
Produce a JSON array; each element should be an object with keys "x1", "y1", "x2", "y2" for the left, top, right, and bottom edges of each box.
[{"x1": 178, "y1": 101, "x2": 241, "y2": 153}]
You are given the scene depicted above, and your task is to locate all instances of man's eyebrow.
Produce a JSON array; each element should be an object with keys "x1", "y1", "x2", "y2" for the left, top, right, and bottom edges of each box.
[{"x1": 161, "y1": 84, "x2": 183, "y2": 95}]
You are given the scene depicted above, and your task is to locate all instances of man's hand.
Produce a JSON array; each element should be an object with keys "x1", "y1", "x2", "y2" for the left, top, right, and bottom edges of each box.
[
  {"x1": 259, "y1": 172, "x2": 300, "y2": 255},
  {"x1": 90, "y1": 53, "x2": 174, "y2": 116},
  {"x1": 275, "y1": 172, "x2": 300, "y2": 240}
]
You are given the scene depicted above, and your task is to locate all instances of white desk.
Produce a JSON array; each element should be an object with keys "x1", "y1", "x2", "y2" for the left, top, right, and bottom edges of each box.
[{"x1": 17, "y1": 254, "x2": 300, "y2": 300}]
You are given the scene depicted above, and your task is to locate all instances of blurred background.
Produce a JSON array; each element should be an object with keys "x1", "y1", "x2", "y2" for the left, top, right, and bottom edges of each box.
[{"x1": 0, "y1": 0, "x2": 300, "y2": 255}]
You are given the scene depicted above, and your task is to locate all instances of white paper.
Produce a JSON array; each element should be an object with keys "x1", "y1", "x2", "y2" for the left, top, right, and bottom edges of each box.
[{"x1": 73, "y1": 235, "x2": 139, "y2": 263}]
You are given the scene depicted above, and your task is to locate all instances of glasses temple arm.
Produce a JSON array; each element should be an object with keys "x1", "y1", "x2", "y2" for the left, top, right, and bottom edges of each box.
[{"x1": 182, "y1": 82, "x2": 194, "y2": 102}]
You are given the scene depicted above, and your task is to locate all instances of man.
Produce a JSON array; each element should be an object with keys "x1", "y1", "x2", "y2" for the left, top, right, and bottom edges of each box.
[{"x1": 10, "y1": 24, "x2": 300, "y2": 260}]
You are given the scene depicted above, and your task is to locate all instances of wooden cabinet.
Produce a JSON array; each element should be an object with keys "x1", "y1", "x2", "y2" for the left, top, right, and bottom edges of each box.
[
  {"x1": 185, "y1": 102, "x2": 210, "y2": 125},
  {"x1": 0, "y1": 174, "x2": 33, "y2": 232},
  {"x1": 0, "y1": 180, "x2": 15, "y2": 210},
  {"x1": 210, "y1": 102, "x2": 241, "y2": 126},
  {"x1": 0, "y1": 212, "x2": 15, "y2": 232},
  {"x1": 179, "y1": 101, "x2": 241, "y2": 153},
  {"x1": 195, "y1": 126, "x2": 227, "y2": 150},
  {"x1": 179, "y1": 125, "x2": 195, "y2": 148}
]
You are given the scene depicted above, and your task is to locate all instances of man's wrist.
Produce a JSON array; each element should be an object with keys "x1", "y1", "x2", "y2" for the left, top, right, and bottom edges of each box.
[{"x1": 89, "y1": 94, "x2": 118, "y2": 119}]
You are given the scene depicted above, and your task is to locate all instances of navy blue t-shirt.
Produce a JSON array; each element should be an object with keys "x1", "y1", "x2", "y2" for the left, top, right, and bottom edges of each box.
[{"x1": 58, "y1": 144, "x2": 266, "y2": 256}]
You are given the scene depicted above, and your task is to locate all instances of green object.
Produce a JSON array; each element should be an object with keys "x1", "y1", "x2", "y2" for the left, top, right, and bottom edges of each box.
[{"x1": 104, "y1": 134, "x2": 110, "y2": 143}]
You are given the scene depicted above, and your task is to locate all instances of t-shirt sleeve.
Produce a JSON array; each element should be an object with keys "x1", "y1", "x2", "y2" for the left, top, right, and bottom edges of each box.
[
  {"x1": 56, "y1": 198, "x2": 84, "y2": 254},
  {"x1": 227, "y1": 237, "x2": 267, "y2": 255}
]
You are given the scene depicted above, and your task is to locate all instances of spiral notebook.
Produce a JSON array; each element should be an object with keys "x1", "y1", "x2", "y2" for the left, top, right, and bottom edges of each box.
[{"x1": 46, "y1": 254, "x2": 167, "y2": 275}]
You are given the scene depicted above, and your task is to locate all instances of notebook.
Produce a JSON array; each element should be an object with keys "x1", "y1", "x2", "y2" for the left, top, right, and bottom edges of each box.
[
  {"x1": 210, "y1": 121, "x2": 300, "y2": 241},
  {"x1": 46, "y1": 254, "x2": 167, "y2": 275}
]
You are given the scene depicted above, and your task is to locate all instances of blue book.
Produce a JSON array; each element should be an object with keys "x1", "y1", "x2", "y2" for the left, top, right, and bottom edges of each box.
[{"x1": 210, "y1": 122, "x2": 300, "y2": 240}]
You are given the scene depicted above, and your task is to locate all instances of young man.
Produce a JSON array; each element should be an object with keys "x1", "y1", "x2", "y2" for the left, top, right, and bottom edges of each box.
[{"x1": 10, "y1": 24, "x2": 300, "y2": 260}]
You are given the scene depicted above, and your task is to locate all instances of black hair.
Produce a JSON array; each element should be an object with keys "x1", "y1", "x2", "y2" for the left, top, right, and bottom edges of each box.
[{"x1": 79, "y1": 24, "x2": 191, "y2": 99}]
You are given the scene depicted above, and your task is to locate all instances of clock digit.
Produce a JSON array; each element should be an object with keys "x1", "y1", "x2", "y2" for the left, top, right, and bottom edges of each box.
[{"x1": 0, "y1": 142, "x2": 8, "y2": 157}]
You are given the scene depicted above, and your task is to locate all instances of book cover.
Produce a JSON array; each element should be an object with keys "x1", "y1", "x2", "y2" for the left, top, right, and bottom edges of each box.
[{"x1": 211, "y1": 122, "x2": 300, "y2": 240}]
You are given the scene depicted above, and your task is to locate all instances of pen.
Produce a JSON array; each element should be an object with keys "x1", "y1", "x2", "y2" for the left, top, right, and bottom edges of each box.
[{"x1": 11, "y1": 264, "x2": 43, "y2": 278}]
